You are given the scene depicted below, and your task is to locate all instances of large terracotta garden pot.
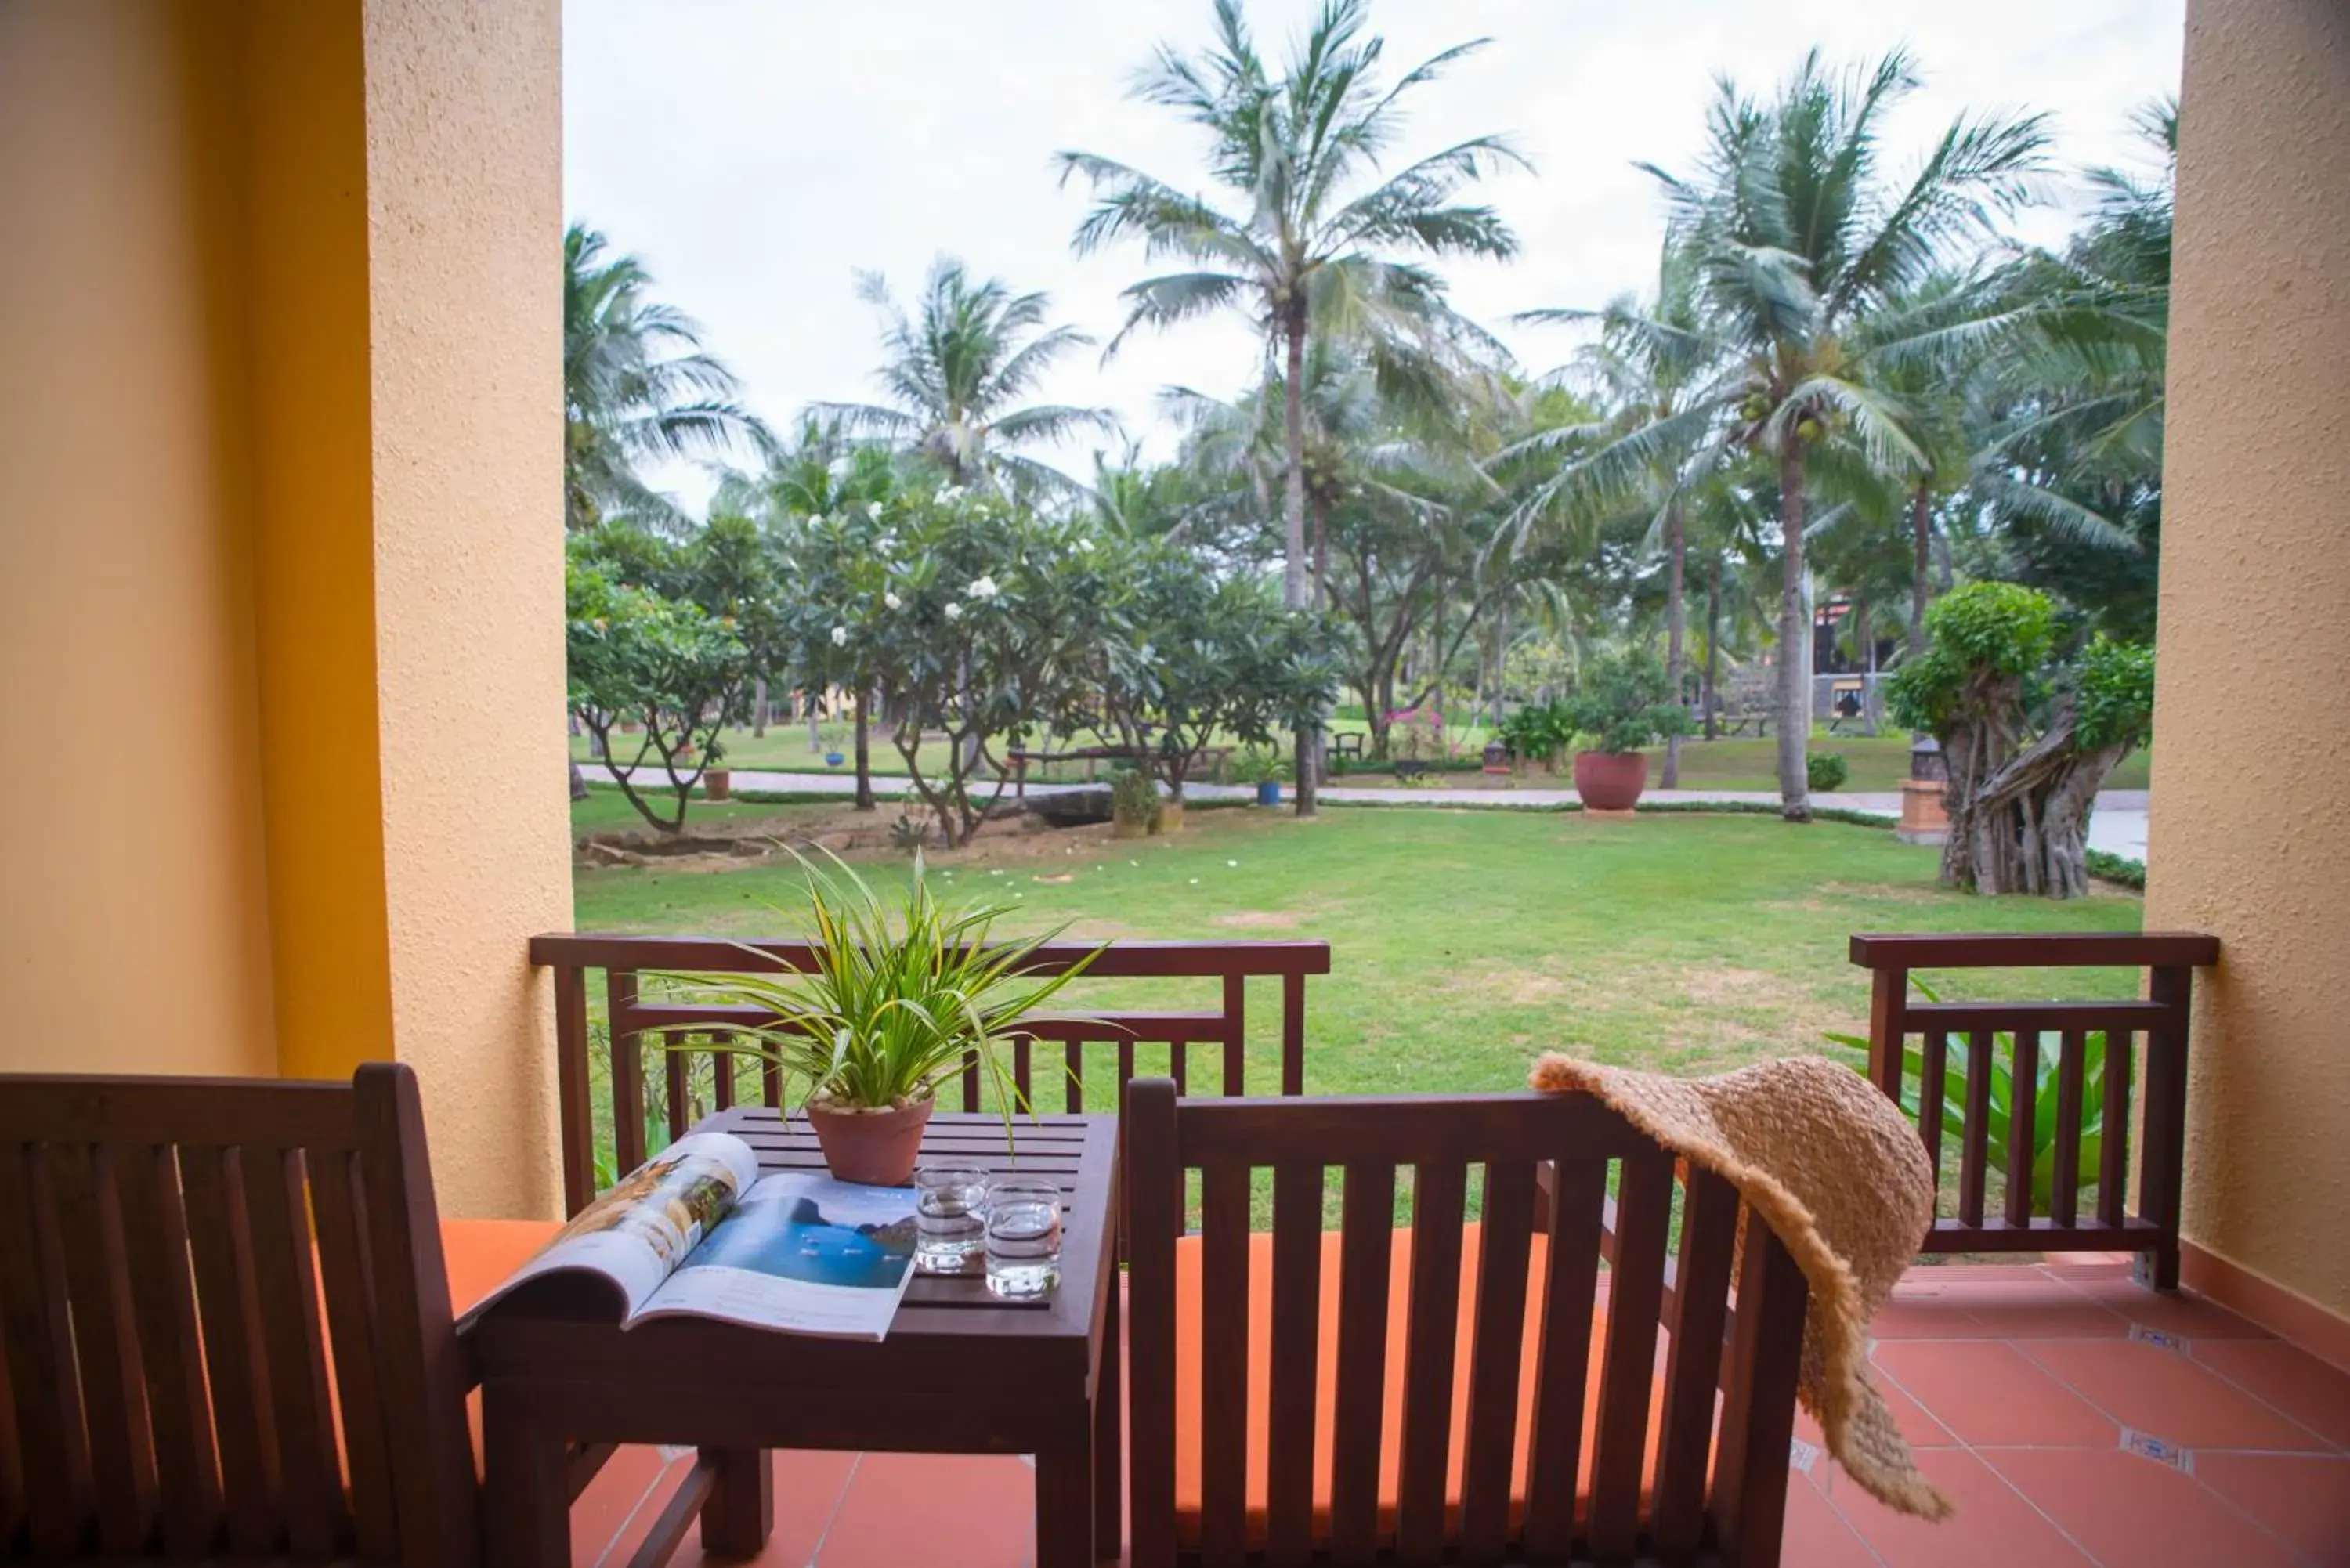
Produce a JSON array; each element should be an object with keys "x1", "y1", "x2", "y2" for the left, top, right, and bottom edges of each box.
[
  {"x1": 805, "y1": 1094, "x2": 934, "y2": 1186},
  {"x1": 1573, "y1": 750, "x2": 1648, "y2": 811}
]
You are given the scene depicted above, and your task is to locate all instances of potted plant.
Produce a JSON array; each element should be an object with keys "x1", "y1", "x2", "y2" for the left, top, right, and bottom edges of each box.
[
  {"x1": 664, "y1": 854, "x2": 1098, "y2": 1186},
  {"x1": 1231, "y1": 745, "x2": 1287, "y2": 806},
  {"x1": 702, "y1": 768, "x2": 732, "y2": 801},
  {"x1": 825, "y1": 750, "x2": 846, "y2": 768},
  {"x1": 1110, "y1": 766, "x2": 1156, "y2": 840},
  {"x1": 1564, "y1": 652, "x2": 1690, "y2": 811}
]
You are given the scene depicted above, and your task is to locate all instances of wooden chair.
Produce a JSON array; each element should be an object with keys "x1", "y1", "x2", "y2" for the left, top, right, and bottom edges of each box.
[
  {"x1": 1125, "y1": 1079, "x2": 1811, "y2": 1568},
  {"x1": 0, "y1": 1064, "x2": 480, "y2": 1566}
]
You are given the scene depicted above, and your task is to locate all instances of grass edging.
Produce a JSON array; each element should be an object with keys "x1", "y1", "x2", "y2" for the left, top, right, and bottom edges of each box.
[{"x1": 1318, "y1": 795, "x2": 1897, "y2": 827}]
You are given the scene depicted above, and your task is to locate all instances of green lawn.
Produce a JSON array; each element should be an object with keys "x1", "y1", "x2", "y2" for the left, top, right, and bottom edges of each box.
[{"x1": 572, "y1": 804, "x2": 2142, "y2": 1101}]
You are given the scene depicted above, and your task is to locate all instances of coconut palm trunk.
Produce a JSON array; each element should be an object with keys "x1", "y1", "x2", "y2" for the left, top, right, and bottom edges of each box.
[
  {"x1": 1777, "y1": 446, "x2": 1812, "y2": 821},
  {"x1": 1705, "y1": 555, "x2": 1722, "y2": 741},
  {"x1": 1283, "y1": 314, "x2": 1321, "y2": 817},
  {"x1": 853, "y1": 693, "x2": 874, "y2": 811},
  {"x1": 1909, "y1": 481, "x2": 1933, "y2": 659},
  {"x1": 1662, "y1": 497, "x2": 1687, "y2": 789}
]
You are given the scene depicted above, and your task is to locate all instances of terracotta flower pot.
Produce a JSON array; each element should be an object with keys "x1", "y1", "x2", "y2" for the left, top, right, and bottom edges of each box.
[
  {"x1": 702, "y1": 768, "x2": 731, "y2": 801},
  {"x1": 804, "y1": 1095, "x2": 934, "y2": 1186},
  {"x1": 1573, "y1": 750, "x2": 1648, "y2": 811}
]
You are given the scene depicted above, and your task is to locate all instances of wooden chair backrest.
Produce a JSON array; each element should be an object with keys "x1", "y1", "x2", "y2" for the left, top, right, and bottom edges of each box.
[
  {"x1": 0, "y1": 1064, "x2": 478, "y2": 1566},
  {"x1": 1124, "y1": 1078, "x2": 1811, "y2": 1568}
]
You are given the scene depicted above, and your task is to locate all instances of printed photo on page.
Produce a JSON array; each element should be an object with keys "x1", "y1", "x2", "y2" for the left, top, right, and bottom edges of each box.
[{"x1": 631, "y1": 1172, "x2": 920, "y2": 1341}]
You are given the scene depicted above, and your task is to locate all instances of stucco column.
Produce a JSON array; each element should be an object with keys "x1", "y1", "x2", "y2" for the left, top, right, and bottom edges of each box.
[
  {"x1": 361, "y1": 0, "x2": 570, "y2": 1219},
  {"x1": 2149, "y1": 0, "x2": 2350, "y2": 1334}
]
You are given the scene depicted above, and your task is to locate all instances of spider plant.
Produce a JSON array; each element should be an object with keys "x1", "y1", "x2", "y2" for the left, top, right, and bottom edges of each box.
[
  {"x1": 1828, "y1": 977, "x2": 2110, "y2": 1212},
  {"x1": 656, "y1": 849, "x2": 1101, "y2": 1136}
]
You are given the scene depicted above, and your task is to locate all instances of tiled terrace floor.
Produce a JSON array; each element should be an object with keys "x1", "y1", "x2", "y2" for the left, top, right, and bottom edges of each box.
[{"x1": 562, "y1": 1260, "x2": 2350, "y2": 1567}]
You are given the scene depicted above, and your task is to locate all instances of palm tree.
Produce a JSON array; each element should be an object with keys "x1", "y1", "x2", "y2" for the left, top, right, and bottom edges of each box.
[
  {"x1": 564, "y1": 223, "x2": 768, "y2": 533},
  {"x1": 809, "y1": 258, "x2": 1115, "y2": 500},
  {"x1": 1504, "y1": 243, "x2": 1723, "y2": 785},
  {"x1": 1558, "y1": 52, "x2": 2048, "y2": 818},
  {"x1": 1057, "y1": 0, "x2": 1524, "y2": 811}
]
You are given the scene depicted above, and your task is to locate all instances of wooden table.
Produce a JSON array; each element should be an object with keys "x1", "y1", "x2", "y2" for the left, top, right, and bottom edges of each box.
[{"x1": 472, "y1": 1110, "x2": 1121, "y2": 1567}]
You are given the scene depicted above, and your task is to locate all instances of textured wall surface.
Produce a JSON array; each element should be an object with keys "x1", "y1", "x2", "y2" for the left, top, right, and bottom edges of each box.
[
  {"x1": 364, "y1": 0, "x2": 570, "y2": 1219},
  {"x1": 0, "y1": 2, "x2": 278, "y2": 1077},
  {"x1": 243, "y1": 0, "x2": 397, "y2": 1079},
  {"x1": 2149, "y1": 0, "x2": 2350, "y2": 1321}
]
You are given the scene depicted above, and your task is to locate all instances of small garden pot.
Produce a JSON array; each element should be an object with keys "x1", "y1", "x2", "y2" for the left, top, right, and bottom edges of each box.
[
  {"x1": 702, "y1": 768, "x2": 731, "y2": 801},
  {"x1": 1255, "y1": 779, "x2": 1282, "y2": 806},
  {"x1": 1573, "y1": 750, "x2": 1649, "y2": 811},
  {"x1": 805, "y1": 1095, "x2": 934, "y2": 1186},
  {"x1": 825, "y1": 750, "x2": 846, "y2": 768},
  {"x1": 1112, "y1": 815, "x2": 1149, "y2": 840},
  {"x1": 1153, "y1": 799, "x2": 1184, "y2": 833}
]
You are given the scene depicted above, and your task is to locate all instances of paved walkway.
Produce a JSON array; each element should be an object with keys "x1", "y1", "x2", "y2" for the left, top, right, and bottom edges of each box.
[{"x1": 586, "y1": 766, "x2": 2151, "y2": 864}]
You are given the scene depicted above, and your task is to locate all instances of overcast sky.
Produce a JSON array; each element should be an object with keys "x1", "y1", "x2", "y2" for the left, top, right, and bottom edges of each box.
[{"x1": 564, "y1": 0, "x2": 2184, "y2": 515}]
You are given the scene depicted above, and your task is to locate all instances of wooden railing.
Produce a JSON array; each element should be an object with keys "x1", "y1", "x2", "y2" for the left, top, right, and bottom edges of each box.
[
  {"x1": 530, "y1": 933, "x2": 1332, "y2": 1216},
  {"x1": 1851, "y1": 931, "x2": 2219, "y2": 1288}
]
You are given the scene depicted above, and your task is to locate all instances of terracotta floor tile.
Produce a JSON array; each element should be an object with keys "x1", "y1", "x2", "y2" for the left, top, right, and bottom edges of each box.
[
  {"x1": 2023, "y1": 1339, "x2": 2332, "y2": 1451},
  {"x1": 1798, "y1": 1362, "x2": 1959, "y2": 1451},
  {"x1": 1871, "y1": 1298, "x2": 1987, "y2": 1339},
  {"x1": 817, "y1": 1452, "x2": 1036, "y2": 1567},
  {"x1": 1872, "y1": 1341, "x2": 2117, "y2": 1447},
  {"x1": 572, "y1": 1444, "x2": 682, "y2": 1564},
  {"x1": 1826, "y1": 1447, "x2": 2093, "y2": 1568},
  {"x1": 2193, "y1": 1339, "x2": 2350, "y2": 1450},
  {"x1": 665, "y1": 1448, "x2": 860, "y2": 1567},
  {"x1": 2063, "y1": 1279, "x2": 2274, "y2": 1340},
  {"x1": 1982, "y1": 1447, "x2": 2307, "y2": 1568},
  {"x1": 1965, "y1": 1302, "x2": 2134, "y2": 1339},
  {"x1": 1783, "y1": 1472, "x2": 1885, "y2": 1568},
  {"x1": 2189, "y1": 1452, "x2": 2350, "y2": 1563}
]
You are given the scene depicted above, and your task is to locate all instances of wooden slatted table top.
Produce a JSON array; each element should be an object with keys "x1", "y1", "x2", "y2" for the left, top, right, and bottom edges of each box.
[{"x1": 693, "y1": 1107, "x2": 1116, "y2": 1338}]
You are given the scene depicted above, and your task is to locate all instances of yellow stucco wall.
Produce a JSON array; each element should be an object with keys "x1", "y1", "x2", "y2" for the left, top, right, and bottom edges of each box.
[
  {"x1": 241, "y1": 0, "x2": 399, "y2": 1080},
  {"x1": 0, "y1": 0, "x2": 567, "y2": 1218},
  {"x1": 0, "y1": 1, "x2": 278, "y2": 1078},
  {"x1": 363, "y1": 0, "x2": 570, "y2": 1219},
  {"x1": 2149, "y1": 0, "x2": 2350, "y2": 1323}
]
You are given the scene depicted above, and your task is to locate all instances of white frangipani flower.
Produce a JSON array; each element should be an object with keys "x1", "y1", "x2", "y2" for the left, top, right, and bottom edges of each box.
[
  {"x1": 883, "y1": 591, "x2": 902, "y2": 610},
  {"x1": 944, "y1": 602, "x2": 964, "y2": 620},
  {"x1": 830, "y1": 626, "x2": 848, "y2": 647},
  {"x1": 826, "y1": 457, "x2": 851, "y2": 479},
  {"x1": 967, "y1": 575, "x2": 1000, "y2": 601},
  {"x1": 866, "y1": 501, "x2": 884, "y2": 521},
  {"x1": 1074, "y1": 537, "x2": 1094, "y2": 553}
]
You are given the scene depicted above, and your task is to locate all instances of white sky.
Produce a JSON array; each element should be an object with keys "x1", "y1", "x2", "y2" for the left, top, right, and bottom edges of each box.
[{"x1": 564, "y1": 0, "x2": 2185, "y2": 515}]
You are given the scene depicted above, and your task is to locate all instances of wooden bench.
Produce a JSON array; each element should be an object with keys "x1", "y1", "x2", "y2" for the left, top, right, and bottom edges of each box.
[
  {"x1": 1328, "y1": 732, "x2": 1365, "y2": 764},
  {"x1": 1125, "y1": 1082, "x2": 1812, "y2": 1568},
  {"x1": 1003, "y1": 744, "x2": 1144, "y2": 796}
]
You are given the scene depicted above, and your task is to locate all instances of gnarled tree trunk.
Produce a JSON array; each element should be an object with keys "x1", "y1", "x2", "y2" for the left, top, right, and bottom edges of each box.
[{"x1": 1940, "y1": 699, "x2": 2131, "y2": 898}]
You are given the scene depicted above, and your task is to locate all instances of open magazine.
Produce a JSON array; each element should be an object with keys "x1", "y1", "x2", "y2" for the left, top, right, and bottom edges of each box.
[{"x1": 462, "y1": 1133, "x2": 920, "y2": 1341}]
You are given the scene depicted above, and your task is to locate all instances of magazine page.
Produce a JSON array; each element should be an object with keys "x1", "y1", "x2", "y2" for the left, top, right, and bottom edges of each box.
[
  {"x1": 458, "y1": 1132, "x2": 758, "y2": 1327},
  {"x1": 629, "y1": 1172, "x2": 920, "y2": 1341}
]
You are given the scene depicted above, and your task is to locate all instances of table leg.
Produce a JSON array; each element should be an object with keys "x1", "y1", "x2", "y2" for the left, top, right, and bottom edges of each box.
[
  {"x1": 700, "y1": 1446, "x2": 774, "y2": 1557},
  {"x1": 482, "y1": 1395, "x2": 571, "y2": 1568},
  {"x1": 1094, "y1": 1274, "x2": 1122, "y2": 1562},
  {"x1": 1036, "y1": 1427, "x2": 1096, "y2": 1568}
]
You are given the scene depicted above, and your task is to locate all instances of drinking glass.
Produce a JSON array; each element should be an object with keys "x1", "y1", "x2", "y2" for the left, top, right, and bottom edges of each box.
[
  {"x1": 913, "y1": 1164, "x2": 990, "y2": 1275},
  {"x1": 983, "y1": 1177, "x2": 1062, "y2": 1299}
]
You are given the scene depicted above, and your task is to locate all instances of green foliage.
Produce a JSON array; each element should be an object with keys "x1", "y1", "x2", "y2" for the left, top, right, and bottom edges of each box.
[
  {"x1": 565, "y1": 544, "x2": 749, "y2": 832},
  {"x1": 655, "y1": 852, "x2": 1099, "y2": 1123},
  {"x1": 1827, "y1": 980, "x2": 2108, "y2": 1212},
  {"x1": 2073, "y1": 635, "x2": 2156, "y2": 751},
  {"x1": 2087, "y1": 849, "x2": 2146, "y2": 890},
  {"x1": 1109, "y1": 765, "x2": 1159, "y2": 826},
  {"x1": 1807, "y1": 752, "x2": 1851, "y2": 792},
  {"x1": 1884, "y1": 582, "x2": 2058, "y2": 735},
  {"x1": 1563, "y1": 652, "x2": 1693, "y2": 755},
  {"x1": 1229, "y1": 746, "x2": 1291, "y2": 786},
  {"x1": 1498, "y1": 702, "x2": 1574, "y2": 762}
]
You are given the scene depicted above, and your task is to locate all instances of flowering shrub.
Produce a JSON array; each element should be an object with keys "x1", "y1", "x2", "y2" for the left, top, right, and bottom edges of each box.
[{"x1": 1384, "y1": 706, "x2": 1455, "y2": 761}]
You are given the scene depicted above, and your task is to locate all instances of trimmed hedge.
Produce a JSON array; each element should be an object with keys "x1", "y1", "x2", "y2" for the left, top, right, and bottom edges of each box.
[{"x1": 2087, "y1": 848, "x2": 2147, "y2": 889}]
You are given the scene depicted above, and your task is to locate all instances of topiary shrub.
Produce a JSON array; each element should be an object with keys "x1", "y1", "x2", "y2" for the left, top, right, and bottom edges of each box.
[{"x1": 1807, "y1": 752, "x2": 1850, "y2": 792}]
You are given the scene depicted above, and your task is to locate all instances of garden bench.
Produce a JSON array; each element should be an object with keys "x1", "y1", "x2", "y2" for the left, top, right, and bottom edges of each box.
[
  {"x1": 1004, "y1": 743, "x2": 1145, "y2": 796},
  {"x1": 1125, "y1": 1080, "x2": 1812, "y2": 1568},
  {"x1": 1328, "y1": 731, "x2": 1365, "y2": 763},
  {"x1": 1390, "y1": 757, "x2": 1432, "y2": 780}
]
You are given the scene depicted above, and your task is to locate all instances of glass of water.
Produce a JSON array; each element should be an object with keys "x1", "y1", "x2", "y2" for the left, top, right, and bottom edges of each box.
[
  {"x1": 913, "y1": 1165, "x2": 990, "y2": 1276},
  {"x1": 984, "y1": 1177, "x2": 1062, "y2": 1299}
]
